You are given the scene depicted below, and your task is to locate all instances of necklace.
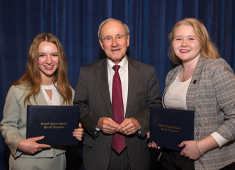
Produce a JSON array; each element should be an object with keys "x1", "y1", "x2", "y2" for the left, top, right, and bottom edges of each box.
[{"x1": 183, "y1": 65, "x2": 196, "y2": 82}]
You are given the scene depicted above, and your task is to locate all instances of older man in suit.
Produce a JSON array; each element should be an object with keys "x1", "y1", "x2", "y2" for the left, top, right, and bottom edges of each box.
[{"x1": 74, "y1": 18, "x2": 162, "y2": 170}]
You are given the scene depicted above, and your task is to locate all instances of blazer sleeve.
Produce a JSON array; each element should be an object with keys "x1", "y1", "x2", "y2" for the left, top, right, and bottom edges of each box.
[
  {"x1": 211, "y1": 59, "x2": 235, "y2": 140},
  {"x1": 74, "y1": 66, "x2": 102, "y2": 138},
  {"x1": 132, "y1": 66, "x2": 162, "y2": 137},
  {"x1": 0, "y1": 86, "x2": 24, "y2": 157}
]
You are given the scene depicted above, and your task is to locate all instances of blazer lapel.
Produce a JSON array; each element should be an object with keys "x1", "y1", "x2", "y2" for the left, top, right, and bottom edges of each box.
[
  {"x1": 163, "y1": 56, "x2": 207, "y2": 110},
  {"x1": 29, "y1": 90, "x2": 48, "y2": 105},
  {"x1": 186, "y1": 56, "x2": 207, "y2": 110},
  {"x1": 96, "y1": 59, "x2": 113, "y2": 117},
  {"x1": 60, "y1": 94, "x2": 64, "y2": 105},
  {"x1": 125, "y1": 58, "x2": 140, "y2": 118}
]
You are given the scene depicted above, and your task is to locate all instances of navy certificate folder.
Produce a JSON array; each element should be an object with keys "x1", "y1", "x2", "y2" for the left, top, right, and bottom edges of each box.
[
  {"x1": 27, "y1": 105, "x2": 80, "y2": 146},
  {"x1": 150, "y1": 107, "x2": 194, "y2": 151}
]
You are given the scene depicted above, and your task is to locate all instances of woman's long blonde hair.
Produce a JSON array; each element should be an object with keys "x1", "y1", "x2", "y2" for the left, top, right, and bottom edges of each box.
[
  {"x1": 11, "y1": 33, "x2": 73, "y2": 106},
  {"x1": 169, "y1": 18, "x2": 220, "y2": 65}
]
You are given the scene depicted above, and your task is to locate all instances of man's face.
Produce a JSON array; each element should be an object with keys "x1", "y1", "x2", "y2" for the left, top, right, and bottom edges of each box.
[{"x1": 99, "y1": 20, "x2": 129, "y2": 64}]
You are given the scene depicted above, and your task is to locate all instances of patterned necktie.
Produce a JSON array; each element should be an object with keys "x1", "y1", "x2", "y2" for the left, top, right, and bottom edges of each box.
[{"x1": 111, "y1": 65, "x2": 126, "y2": 154}]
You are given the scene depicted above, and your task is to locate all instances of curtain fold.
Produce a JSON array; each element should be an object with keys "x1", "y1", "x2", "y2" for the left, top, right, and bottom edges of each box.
[{"x1": 1, "y1": 0, "x2": 235, "y2": 169}]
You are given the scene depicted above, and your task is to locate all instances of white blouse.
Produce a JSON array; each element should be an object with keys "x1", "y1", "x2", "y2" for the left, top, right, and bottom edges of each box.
[
  {"x1": 41, "y1": 84, "x2": 60, "y2": 105},
  {"x1": 164, "y1": 73, "x2": 191, "y2": 110}
]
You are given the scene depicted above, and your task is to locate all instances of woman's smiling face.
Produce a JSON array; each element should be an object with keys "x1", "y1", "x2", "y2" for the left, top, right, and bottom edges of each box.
[{"x1": 173, "y1": 25, "x2": 201, "y2": 64}]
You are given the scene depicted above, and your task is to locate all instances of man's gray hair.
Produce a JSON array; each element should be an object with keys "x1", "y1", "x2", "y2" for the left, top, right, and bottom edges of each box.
[{"x1": 98, "y1": 18, "x2": 130, "y2": 41}]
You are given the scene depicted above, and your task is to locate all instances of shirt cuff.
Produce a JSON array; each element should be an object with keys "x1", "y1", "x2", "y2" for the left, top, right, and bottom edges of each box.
[
  {"x1": 136, "y1": 125, "x2": 142, "y2": 137},
  {"x1": 211, "y1": 132, "x2": 229, "y2": 147}
]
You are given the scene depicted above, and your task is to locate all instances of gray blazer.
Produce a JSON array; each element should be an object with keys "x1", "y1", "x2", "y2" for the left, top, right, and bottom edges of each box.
[
  {"x1": 74, "y1": 57, "x2": 162, "y2": 170},
  {"x1": 0, "y1": 84, "x2": 74, "y2": 169},
  {"x1": 163, "y1": 56, "x2": 235, "y2": 170}
]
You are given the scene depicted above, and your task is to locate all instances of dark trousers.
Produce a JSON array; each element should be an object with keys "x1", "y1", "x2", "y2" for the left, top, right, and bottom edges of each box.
[
  {"x1": 221, "y1": 162, "x2": 235, "y2": 170},
  {"x1": 161, "y1": 149, "x2": 194, "y2": 170},
  {"x1": 161, "y1": 149, "x2": 235, "y2": 170},
  {"x1": 108, "y1": 148, "x2": 131, "y2": 170},
  {"x1": 149, "y1": 148, "x2": 162, "y2": 170}
]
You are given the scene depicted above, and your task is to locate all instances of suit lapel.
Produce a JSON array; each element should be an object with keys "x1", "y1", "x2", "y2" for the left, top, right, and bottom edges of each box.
[
  {"x1": 125, "y1": 58, "x2": 139, "y2": 118},
  {"x1": 96, "y1": 59, "x2": 113, "y2": 117},
  {"x1": 95, "y1": 57, "x2": 141, "y2": 118}
]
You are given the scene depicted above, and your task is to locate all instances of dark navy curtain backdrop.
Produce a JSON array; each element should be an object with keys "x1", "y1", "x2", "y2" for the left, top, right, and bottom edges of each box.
[{"x1": 1, "y1": 0, "x2": 235, "y2": 169}]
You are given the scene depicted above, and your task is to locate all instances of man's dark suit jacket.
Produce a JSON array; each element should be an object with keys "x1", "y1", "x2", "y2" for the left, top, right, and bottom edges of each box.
[{"x1": 74, "y1": 57, "x2": 162, "y2": 170}]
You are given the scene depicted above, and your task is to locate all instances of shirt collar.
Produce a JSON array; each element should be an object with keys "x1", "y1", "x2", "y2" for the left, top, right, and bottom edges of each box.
[{"x1": 107, "y1": 56, "x2": 128, "y2": 71}]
